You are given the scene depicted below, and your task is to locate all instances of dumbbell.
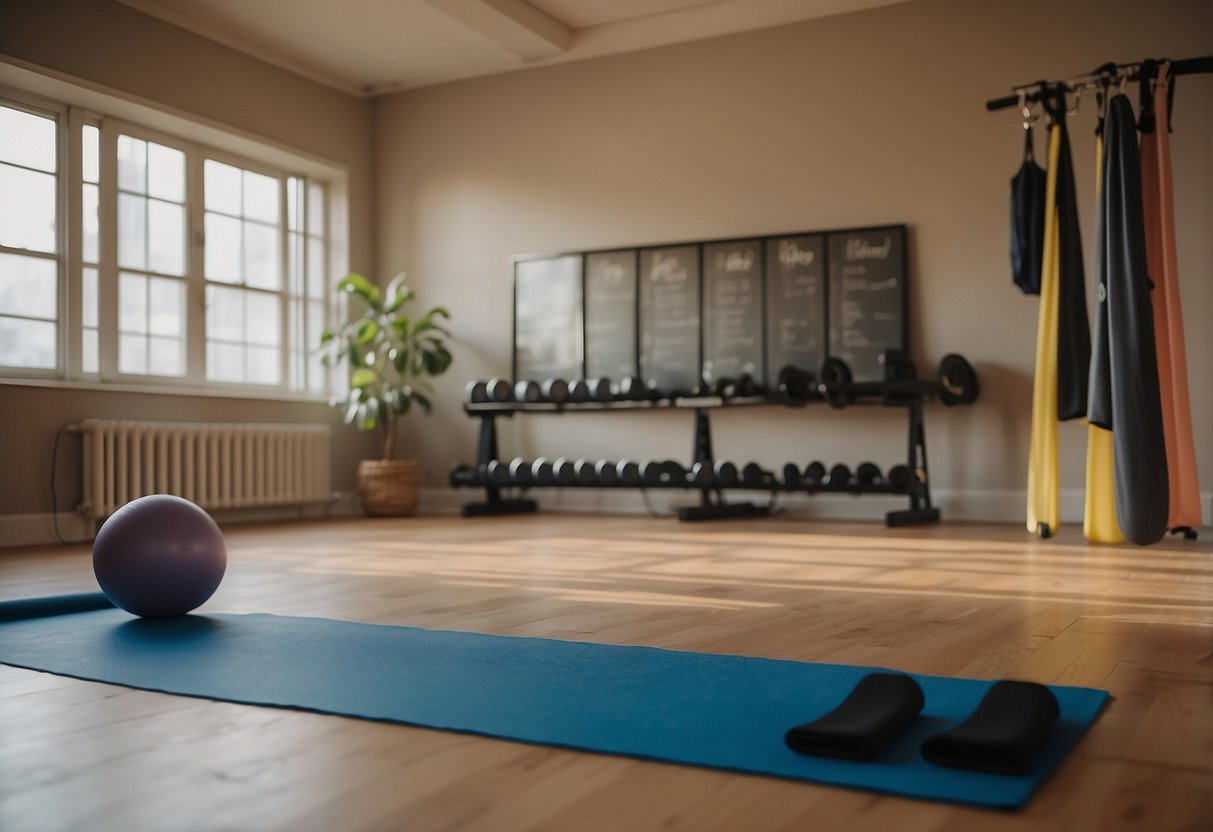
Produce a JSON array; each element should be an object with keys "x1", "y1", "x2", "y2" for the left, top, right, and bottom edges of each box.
[
  {"x1": 587, "y1": 377, "x2": 612, "y2": 402},
  {"x1": 741, "y1": 462, "x2": 774, "y2": 489},
  {"x1": 615, "y1": 459, "x2": 641, "y2": 486},
  {"x1": 689, "y1": 461, "x2": 714, "y2": 487},
  {"x1": 803, "y1": 461, "x2": 827, "y2": 487},
  {"x1": 449, "y1": 462, "x2": 475, "y2": 487},
  {"x1": 573, "y1": 458, "x2": 598, "y2": 486},
  {"x1": 887, "y1": 465, "x2": 914, "y2": 489},
  {"x1": 541, "y1": 378, "x2": 570, "y2": 403},
  {"x1": 531, "y1": 458, "x2": 556, "y2": 485},
  {"x1": 486, "y1": 378, "x2": 513, "y2": 402},
  {"x1": 782, "y1": 462, "x2": 802, "y2": 489},
  {"x1": 509, "y1": 457, "x2": 534, "y2": 487},
  {"x1": 618, "y1": 376, "x2": 646, "y2": 401},
  {"x1": 514, "y1": 380, "x2": 541, "y2": 403},
  {"x1": 938, "y1": 354, "x2": 979, "y2": 405},
  {"x1": 594, "y1": 460, "x2": 619, "y2": 486},
  {"x1": 552, "y1": 458, "x2": 577, "y2": 486},
  {"x1": 856, "y1": 462, "x2": 884, "y2": 486},
  {"x1": 734, "y1": 373, "x2": 758, "y2": 398},
  {"x1": 777, "y1": 365, "x2": 815, "y2": 405},
  {"x1": 465, "y1": 381, "x2": 489, "y2": 404},
  {"x1": 479, "y1": 459, "x2": 511, "y2": 487},
  {"x1": 817, "y1": 358, "x2": 854, "y2": 408},
  {"x1": 569, "y1": 379, "x2": 591, "y2": 403},
  {"x1": 819, "y1": 354, "x2": 918, "y2": 407},
  {"x1": 824, "y1": 463, "x2": 853, "y2": 489},
  {"x1": 641, "y1": 460, "x2": 686, "y2": 487},
  {"x1": 713, "y1": 460, "x2": 739, "y2": 487}
]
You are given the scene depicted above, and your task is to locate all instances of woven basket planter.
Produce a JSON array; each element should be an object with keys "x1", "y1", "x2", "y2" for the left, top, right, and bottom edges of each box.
[{"x1": 357, "y1": 459, "x2": 421, "y2": 517}]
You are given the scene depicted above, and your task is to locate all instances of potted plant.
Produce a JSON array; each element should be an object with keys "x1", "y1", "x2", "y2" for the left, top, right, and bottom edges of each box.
[{"x1": 318, "y1": 273, "x2": 452, "y2": 516}]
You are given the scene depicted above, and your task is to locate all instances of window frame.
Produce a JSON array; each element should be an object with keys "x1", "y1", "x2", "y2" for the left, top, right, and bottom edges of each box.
[
  {"x1": 0, "y1": 87, "x2": 68, "y2": 379},
  {"x1": 0, "y1": 81, "x2": 341, "y2": 402}
]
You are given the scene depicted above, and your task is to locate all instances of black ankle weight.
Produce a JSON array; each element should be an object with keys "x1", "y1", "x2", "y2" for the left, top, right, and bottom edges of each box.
[
  {"x1": 921, "y1": 680, "x2": 1060, "y2": 775},
  {"x1": 785, "y1": 673, "x2": 925, "y2": 761}
]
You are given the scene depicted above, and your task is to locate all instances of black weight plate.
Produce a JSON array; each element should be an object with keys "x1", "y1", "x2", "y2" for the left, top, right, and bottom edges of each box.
[
  {"x1": 542, "y1": 378, "x2": 570, "y2": 403},
  {"x1": 485, "y1": 459, "x2": 510, "y2": 487},
  {"x1": 713, "y1": 460, "x2": 739, "y2": 487},
  {"x1": 509, "y1": 458, "x2": 533, "y2": 486},
  {"x1": 616, "y1": 460, "x2": 641, "y2": 486},
  {"x1": 465, "y1": 381, "x2": 488, "y2": 404},
  {"x1": 690, "y1": 461, "x2": 714, "y2": 486},
  {"x1": 938, "y1": 354, "x2": 979, "y2": 405},
  {"x1": 487, "y1": 378, "x2": 513, "y2": 402},
  {"x1": 595, "y1": 460, "x2": 619, "y2": 486},
  {"x1": 574, "y1": 459, "x2": 597, "y2": 486},
  {"x1": 856, "y1": 462, "x2": 883, "y2": 485}
]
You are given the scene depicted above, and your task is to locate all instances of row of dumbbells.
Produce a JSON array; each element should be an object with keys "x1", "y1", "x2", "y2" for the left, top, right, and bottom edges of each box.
[
  {"x1": 451, "y1": 458, "x2": 918, "y2": 491},
  {"x1": 466, "y1": 374, "x2": 763, "y2": 406}
]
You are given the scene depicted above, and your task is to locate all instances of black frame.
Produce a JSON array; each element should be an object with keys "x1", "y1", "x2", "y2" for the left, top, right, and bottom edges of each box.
[
  {"x1": 511, "y1": 254, "x2": 584, "y2": 382},
  {"x1": 510, "y1": 222, "x2": 910, "y2": 384},
  {"x1": 825, "y1": 225, "x2": 910, "y2": 382}
]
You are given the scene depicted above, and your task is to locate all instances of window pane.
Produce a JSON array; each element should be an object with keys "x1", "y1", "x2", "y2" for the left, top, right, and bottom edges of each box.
[
  {"x1": 0, "y1": 164, "x2": 56, "y2": 253},
  {"x1": 207, "y1": 341, "x2": 243, "y2": 382},
  {"x1": 247, "y1": 346, "x2": 279, "y2": 385},
  {"x1": 0, "y1": 316, "x2": 56, "y2": 368},
  {"x1": 82, "y1": 327, "x2": 98, "y2": 374},
  {"x1": 205, "y1": 284, "x2": 244, "y2": 341},
  {"x1": 0, "y1": 252, "x2": 56, "y2": 319},
  {"x1": 307, "y1": 301, "x2": 324, "y2": 351},
  {"x1": 307, "y1": 182, "x2": 324, "y2": 235},
  {"x1": 148, "y1": 277, "x2": 183, "y2": 336},
  {"x1": 0, "y1": 106, "x2": 56, "y2": 173},
  {"x1": 204, "y1": 213, "x2": 241, "y2": 283},
  {"x1": 117, "y1": 135, "x2": 146, "y2": 194},
  {"x1": 244, "y1": 170, "x2": 279, "y2": 224},
  {"x1": 83, "y1": 267, "x2": 98, "y2": 328},
  {"x1": 308, "y1": 352, "x2": 327, "y2": 394},
  {"x1": 204, "y1": 160, "x2": 241, "y2": 215},
  {"x1": 147, "y1": 142, "x2": 185, "y2": 203},
  {"x1": 245, "y1": 292, "x2": 280, "y2": 346},
  {"x1": 119, "y1": 272, "x2": 147, "y2": 334},
  {"x1": 148, "y1": 200, "x2": 185, "y2": 275},
  {"x1": 287, "y1": 178, "x2": 302, "y2": 232},
  {"x1": 307, "y1": 236, "x2": 325, "y2": 298},
  {"x1": 244, "y1": 221, "x2": 280, "y2": 289},
  {"x1": 83, "y1": 183, "x2": 99, "y2": 263},
  {"x1": 119, "y1": 333, "x2": 147, "y2": 374},
  {"x1": 287, "y1": 231, "x2": 301, "y2": 295},
  {"x1": 82, "y1": 125, "x2": 99, "y2": 183},
  {"x1": 118, "y1": 193, "x2": 147, "y2": 270},
  {"x1": 148, "y1": 335, "x2": 183, "y2": 376}
]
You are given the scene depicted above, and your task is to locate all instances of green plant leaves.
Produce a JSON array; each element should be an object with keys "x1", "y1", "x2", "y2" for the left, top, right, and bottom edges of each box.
[
  {"x1": 338, "y1": 273, "x2": 381, "y2": 310},
  {"x1": 321, "y1": 271, "x2": 454, "y2": 456}
]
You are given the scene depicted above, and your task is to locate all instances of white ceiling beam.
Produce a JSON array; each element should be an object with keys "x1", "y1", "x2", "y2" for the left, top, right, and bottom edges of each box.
[{"x1": 423, "y1": 0, "x2": 573, "y2": 62}]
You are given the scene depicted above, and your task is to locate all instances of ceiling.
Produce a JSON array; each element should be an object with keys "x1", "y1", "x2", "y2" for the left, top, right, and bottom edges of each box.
[{"x1": 116, "y1": 0, "x2": 913, "y2": 96}]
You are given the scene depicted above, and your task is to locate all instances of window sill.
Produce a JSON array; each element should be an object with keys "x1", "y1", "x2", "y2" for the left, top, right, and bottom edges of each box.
[{"x1": 1, "y1": 374, "x2": 334, "y2": 405}]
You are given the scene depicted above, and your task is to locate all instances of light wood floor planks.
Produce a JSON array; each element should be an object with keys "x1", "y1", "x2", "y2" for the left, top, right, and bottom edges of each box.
[{"x1": 1, "y1": 514, "x2": 1210, "y2": 831}]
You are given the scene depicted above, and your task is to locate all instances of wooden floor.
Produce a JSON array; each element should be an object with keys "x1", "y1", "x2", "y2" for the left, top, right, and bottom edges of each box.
[{"x1": 1, "y1": 514, "x2": 1210, "y2": 831}]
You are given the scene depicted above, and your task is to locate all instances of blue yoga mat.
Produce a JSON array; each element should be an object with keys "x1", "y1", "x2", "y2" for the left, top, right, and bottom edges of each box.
[{"x1": 0, "y1": 594, "x2": 1108, "y2": 809}]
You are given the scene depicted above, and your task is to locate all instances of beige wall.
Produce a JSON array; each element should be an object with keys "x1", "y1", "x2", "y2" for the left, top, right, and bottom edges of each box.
[
  {"x1": 374, "y1": 0, "x2": 1213, "y2": 519},
  {"x1": 0, "y1": 0, "x2": 381, "y2": 520}
]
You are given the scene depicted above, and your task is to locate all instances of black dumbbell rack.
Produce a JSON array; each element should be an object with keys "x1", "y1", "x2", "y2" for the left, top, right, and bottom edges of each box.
[{"x1": 454, "y1": 384, "x2": 945, "y2": 526}]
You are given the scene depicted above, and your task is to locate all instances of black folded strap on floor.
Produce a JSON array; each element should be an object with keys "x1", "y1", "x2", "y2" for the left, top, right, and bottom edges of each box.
[
  {"x1": 921, "y1": 680, "x2": 1060, "y2": 775},
  {"x1": 785, "y1": 672, "x2": 925, "y2": 760}
]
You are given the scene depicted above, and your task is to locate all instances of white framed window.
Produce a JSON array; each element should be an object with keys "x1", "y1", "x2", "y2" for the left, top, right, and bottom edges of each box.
[
  {"x1": 0, "y1": 98, "x2": 63, "y2": 373},
  {"x1": 0, "y1": 85, "x2": 339, "y2": 400}
]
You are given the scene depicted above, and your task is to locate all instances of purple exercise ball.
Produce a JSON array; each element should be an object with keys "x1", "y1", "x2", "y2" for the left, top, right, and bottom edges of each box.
[{"x1": 92, "y1": 495, "x2": 227, "y2": 618}]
